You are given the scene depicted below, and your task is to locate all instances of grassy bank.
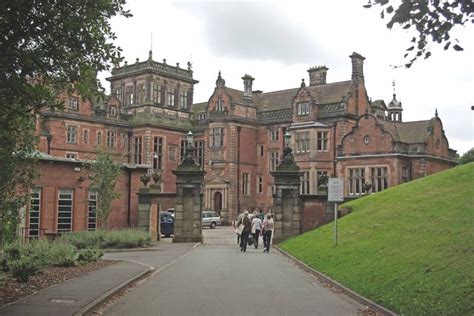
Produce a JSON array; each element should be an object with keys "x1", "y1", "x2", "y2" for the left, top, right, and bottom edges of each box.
[{"x1": 280, "y1": 163, "x2": 474, "y2": 315}]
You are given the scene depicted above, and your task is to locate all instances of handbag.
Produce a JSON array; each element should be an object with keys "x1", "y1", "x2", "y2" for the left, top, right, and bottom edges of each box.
[{"x1": 235, "y1": 224, "x2": 244, "y2": 235}]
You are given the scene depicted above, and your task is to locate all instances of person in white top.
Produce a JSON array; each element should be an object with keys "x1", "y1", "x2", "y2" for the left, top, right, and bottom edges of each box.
[
  {"x1": 251, "y1": 213, "x2": 262, "y2": 249},
  {"x1": 262, "y1": 214, "x2": 274, "y2": 253}
]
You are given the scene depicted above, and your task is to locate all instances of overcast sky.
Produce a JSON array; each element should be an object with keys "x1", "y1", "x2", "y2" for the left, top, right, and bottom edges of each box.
[{"x1": 102, "y1": 0, "x2": 474, "y2": 155}]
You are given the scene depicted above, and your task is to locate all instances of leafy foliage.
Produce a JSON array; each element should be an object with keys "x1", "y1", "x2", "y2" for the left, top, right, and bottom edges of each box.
[
  {"x1": 0, "y1": 0, "x2": 130, "y2": 245},
  {"x1": 47, "y1": 242, "x2": 77, "y2": 267},
  {"x1": 458, "y1": 148, "x2": 474, "y2": 164},
  {"x1": 60, "y1": 229, "x2": 152, "y2": 249},
  {"x1": 87, "y1": 150, "x2": 123, "y2": 228},
  {"x1": 364, "y1": 0, "x2": 474, "y2": 67},
  {"x1": 77, "y1": 248, "x2": 104, "y2": 264}
]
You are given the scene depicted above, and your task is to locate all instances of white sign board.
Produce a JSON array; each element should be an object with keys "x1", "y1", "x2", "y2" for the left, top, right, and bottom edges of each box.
[{"x1": 328, "y1": 178, "x2": 344, "y2": 202}]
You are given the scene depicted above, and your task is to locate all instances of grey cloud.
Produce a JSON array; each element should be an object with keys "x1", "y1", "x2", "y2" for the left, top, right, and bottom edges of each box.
[{"x1": 177, "y1": 2, "x2": 328, "y2": 63}]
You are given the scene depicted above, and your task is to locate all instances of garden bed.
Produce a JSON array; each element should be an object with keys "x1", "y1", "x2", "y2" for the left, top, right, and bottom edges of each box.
[{"x1": 0, "y1": 259, "x2": 117, "y2": 306}]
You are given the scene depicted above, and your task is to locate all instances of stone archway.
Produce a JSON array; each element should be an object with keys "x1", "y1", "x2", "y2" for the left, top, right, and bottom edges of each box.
[{"x1": 213, "y1": 191, "x2": 222, "y2": 214}]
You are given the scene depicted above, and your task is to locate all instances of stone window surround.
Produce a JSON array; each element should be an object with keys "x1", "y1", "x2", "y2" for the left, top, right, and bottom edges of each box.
[
  {"x1": 67, "y1": 97, "x2": 79, "y2": 111},
  {"x1": 300, "y1": 170, "x2": 310, "y2": 195},
  {"x1": 317, "y1": 130, "x2": 329, "y2": 152},
  {"x1": 256, "y1": 175, "x2": 263, "y2": 195},
  {"x1": 269, "y1": 129, "x2": 279, "y2": 142},
  {"x1": 66, "y1": 124, "x2": 78, "y2": 144},
  {"x1": 346, "y1": 164, "x2": 389, "y2": 196},
  {"x1": 296, "y1": 102, "x2": 310, "y2": 116},
  {"x1": 65, "y1": 152, "x2": 78, "y2": 159}
]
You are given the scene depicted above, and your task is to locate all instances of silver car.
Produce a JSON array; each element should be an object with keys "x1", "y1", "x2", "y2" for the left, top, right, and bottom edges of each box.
[{"x1": 202, "y1": 211, "x2": 221, "y2": 229}]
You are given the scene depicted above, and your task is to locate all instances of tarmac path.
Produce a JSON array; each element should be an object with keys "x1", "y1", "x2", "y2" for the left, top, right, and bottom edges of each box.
[{"x1": 103, "y1": 226, "x2": 363, "y2": 316}]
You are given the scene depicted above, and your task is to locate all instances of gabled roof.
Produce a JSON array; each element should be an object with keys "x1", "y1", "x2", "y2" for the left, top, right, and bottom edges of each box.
[
  {"x1": 194, "y1": 79, "x2": 353, "y2": 113},
  {"x1": 306, "y1": 80, "x2": 352, "y2": 104},
  {"x1": 255, "y1": 88, "x2": 299, "y2": 111},
  {"x1": 381, "y1": 120, "x2": 433, "y2": 143},
  {"x1": 224, "y1": 87, "x2": 245, "y2": 104}
]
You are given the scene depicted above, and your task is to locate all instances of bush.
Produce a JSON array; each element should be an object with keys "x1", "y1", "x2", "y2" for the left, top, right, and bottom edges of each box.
[
  {"x1": 101, "y1": 229, "x2": 151, "y2": 249},
  {"x1": 77, "y1": 248, "x2": 103, "y2": 264},
  {"x1": 8, "y1": 256, "x2": 45, "y2": 282},
  {"x1": 48, "y1": 242, "x2": 77, "y2": 267},
  {"x1": 59, "y1": 230, "x2": 105, "y2": 249},
  {"x1": 60, "y1": 229, "x2": 151, "y2": 249}
]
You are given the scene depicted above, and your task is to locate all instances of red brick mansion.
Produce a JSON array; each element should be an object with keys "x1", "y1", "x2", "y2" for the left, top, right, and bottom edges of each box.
[{"x1": 25, "y1": 51, "x2": 457, "y2": 237}]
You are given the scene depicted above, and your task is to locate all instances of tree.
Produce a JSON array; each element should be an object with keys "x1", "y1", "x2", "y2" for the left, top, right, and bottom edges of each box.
[
  {"x1": 0, "y1": 1, "x2": 130, "y2": 243},
  {"x1": 458, "y1": 148, "x2": 474, "y2": 165},
  {"x1": 87, "y1": 150, "x2": 123, "y2": 228},
  {"x1": 364, "y1": 0, "x2": 474, "y2": 67}
]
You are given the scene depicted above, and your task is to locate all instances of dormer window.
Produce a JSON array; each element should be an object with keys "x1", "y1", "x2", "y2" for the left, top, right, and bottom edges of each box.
[
  {"x1": 68, "y1": 97, "x2": 79, "y2": 111},
  {"x1": 297, "y1": 102, "x2": 310, "y2": 116},
  {"x1": 216, "y1": 98, "x2": 224, "y2": 111},
  {"x1": 108, "y1": 105, "x2": 117, "y2": 117}
]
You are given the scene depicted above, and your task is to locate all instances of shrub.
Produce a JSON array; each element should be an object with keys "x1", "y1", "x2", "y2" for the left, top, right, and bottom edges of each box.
[
  {"x1": 77, "y1": 248, "x2": 103, "y2": 264},
  {"x1": 101, "y1": 229, "x2": 151, "y2": 249},
  {"x1": 60, "y1": 229, "x2": 151, "y2": 249},
  {"x1": 8, "y1": 256, "x2": 44, "y2": 282},
  {"x1": 59, "y1": 230, "x2": 105, "y2": 249},
  {"x1": 48, "y1": 242, "x2": 77, "y2": 267}
]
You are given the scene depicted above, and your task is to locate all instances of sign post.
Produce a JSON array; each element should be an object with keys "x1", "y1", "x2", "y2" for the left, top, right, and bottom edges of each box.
[{"x1": 328, "y1": 178, "x2": 344, "y2": 246}]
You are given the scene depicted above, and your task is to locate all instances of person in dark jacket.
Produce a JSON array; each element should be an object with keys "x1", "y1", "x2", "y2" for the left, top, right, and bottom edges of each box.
[{"x1": 240, "y1": 212, "x2": 252, "y2": 252}]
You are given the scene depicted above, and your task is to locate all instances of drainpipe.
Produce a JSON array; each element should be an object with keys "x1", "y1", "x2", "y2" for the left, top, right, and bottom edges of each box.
[
  {"x1": 237, "y1": 126, "x2": 241, "y2": 215},
  {"x1": 127, "y1": 130, "x2": 133, "y2": 227},
  {"x1": 46, "y1": 135, "x2": 52, "y2": 155},
  {"x1": 333, "y1": 123, "x2": 337, "y2": 176}
]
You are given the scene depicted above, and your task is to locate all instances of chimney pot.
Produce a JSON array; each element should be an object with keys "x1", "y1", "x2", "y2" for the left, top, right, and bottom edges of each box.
[{"x1": 307, "y1": 65, "x2": 328, "y2": 86}]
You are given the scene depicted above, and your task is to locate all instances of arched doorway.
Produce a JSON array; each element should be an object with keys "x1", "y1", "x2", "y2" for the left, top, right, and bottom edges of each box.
[{"x1": 213, "y1": 192, "x2": 222, "y2": 214}]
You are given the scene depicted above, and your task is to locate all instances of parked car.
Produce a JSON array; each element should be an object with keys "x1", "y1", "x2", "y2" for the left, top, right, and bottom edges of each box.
[
  {"x1": 202, "y1": 211, "x2": 221, "y2": 229},
  {"x1": 160, "y1": 211, "x2": 174, "y2": 237}
]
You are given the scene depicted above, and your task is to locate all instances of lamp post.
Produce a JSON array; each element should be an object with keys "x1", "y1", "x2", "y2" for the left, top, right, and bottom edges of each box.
[
  {"x1": 178, "y1": 130, "x2": 197, "y2": 168},
  {"x1": 284, "y1": 131, "x2": 291, "y2": 148},
  {"x1": 187, "y1": 130, "x2": 193, "y2": 146}
]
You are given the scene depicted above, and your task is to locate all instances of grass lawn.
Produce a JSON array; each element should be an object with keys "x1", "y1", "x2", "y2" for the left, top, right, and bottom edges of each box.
[{"x1": 280, "y1": 163, "x2": 474, "y2": 315}]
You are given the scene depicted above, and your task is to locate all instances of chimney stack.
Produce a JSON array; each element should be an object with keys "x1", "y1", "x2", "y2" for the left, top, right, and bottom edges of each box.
[
  {"x1": 242, "y1": 74, "x2": 255, "y2": 100},
  {"x1": 350, "y1": 52, "x2": 365, "y2": 84},
  {"x1": 307, "y1": 66, "x2": 328, "y2": 86}
]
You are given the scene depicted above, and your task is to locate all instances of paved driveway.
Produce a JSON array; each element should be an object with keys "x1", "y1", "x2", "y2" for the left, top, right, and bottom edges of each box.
[{"x1": 103, "y1": 226, "x2": 363, "y2": 315}]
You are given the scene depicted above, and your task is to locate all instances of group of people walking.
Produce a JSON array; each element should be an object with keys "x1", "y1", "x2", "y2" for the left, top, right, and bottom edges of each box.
[{"x1": 234, "y1": 210, "x2": 274, "y2": 253}]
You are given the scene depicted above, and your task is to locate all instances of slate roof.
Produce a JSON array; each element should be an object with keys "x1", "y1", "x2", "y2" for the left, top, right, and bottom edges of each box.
[
  {"x1": 381, "y1": 120, "x2": 433, "y2": 143},
  {"x1": 371, "y1": 99, "x2": 387, "y2": 110},
  {"x1": 192, "y1": 102, "x2": 207, "y2": 113},
  {"x1": 306, "y1": 80, "x2": 352, "y2": 105},
  {"x1": 191, "y1": 79, "x2": 354, "y2": 122},
  {"x1": 255, "y1": 88, "x2": 300, "y2": 111}
]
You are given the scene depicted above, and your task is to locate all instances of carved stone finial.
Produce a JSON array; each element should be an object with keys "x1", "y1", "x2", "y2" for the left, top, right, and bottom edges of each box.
[
  {"x1": 187, "y1": 61, "x2": 192, "y2": 70},
  {"x1": 151, "y1": 171, "x2": 161, "y2": 184},
  {"x1": 163, "y1": 58, "x2": 167, "y2": 64},
  {"x1": 140, "y1": 174, "x2": 150, "y2": 187},
  {"x1": 435, "y1": 108, "x2": 438, "y2": 117},
  {"x1": 216, "y1": 71, "x2": 226, "y2": 87},
  {"x1": 136, "y1": 58, "x2": 139, "y2": 64},
  {"x1": 148, "y1": 50, "x2": 153, "y2": 60},
  {"x1": 301, "y1": 78, "x2": 306, "y2": 88},
  {"x1": 176, "y1": 62, "x2": 180, "y2": 68}
]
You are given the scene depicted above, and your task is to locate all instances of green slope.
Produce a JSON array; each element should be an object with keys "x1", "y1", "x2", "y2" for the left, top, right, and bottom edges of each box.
[{"x1": 280, "y1": 163, "x2": 474, "y2": 315}]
